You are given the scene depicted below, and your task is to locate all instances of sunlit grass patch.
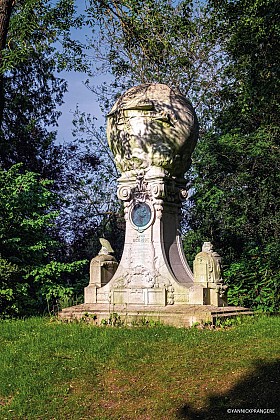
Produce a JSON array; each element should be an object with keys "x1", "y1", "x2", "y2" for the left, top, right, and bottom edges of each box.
[{"x1": 0, "y1": 315, "x2": 279, "y2": 419}]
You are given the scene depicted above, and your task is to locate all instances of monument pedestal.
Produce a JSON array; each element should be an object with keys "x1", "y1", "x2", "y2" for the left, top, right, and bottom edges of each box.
[
  {"x1": 89, "y1": 167, "x2": 202, "y2": 307},
  {"x1": 59, "y1": 303, "x2": 253, "y2": 328},
  {"x1": 81, "y1": 84, "x2": 229, "y2": 310},
  {"x1": 83, "y1": 169, "x2": 228, "y2": 309}
]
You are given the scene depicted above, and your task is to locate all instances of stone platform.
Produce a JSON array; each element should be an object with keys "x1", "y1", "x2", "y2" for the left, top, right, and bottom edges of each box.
[{"x1": 59, "y1": 303, "x2": 253, "y2": 328}]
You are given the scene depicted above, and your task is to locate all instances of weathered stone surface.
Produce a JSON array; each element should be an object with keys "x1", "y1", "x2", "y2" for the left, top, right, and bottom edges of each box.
[
  {"x1": 59, "y1": 303, "x2": 253, "y2": 328},
  {"x1": 84, "y1": 238, "x2": 118, "y2": 303},
  {"x1": 193, "y1": 242, "x2": 228, "y2": 306},
  {"x1": 93, "y1": 167, "x2": 195, "y2": 306},
  {"x1": 107, "y1": 83, "x2": 199, "y2": 176},
  {"x1": 79, "y1": 84, "x2": 246, "y2": 314},
  {"x1": 83, "y1": 84, "x2": 200, "y2": 307}
]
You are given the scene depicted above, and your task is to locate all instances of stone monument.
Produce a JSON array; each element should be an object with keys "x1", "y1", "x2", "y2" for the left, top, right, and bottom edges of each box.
[
  {"x1": 84, "y1": 82, "x2": 222, "y2": 306},
  {"x1": 60, "y1": 83, "x2": 253, "y2": 325}
]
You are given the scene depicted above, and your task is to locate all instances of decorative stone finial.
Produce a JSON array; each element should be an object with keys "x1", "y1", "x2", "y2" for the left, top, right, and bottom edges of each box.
[
  {"x1": 202, "y1": 241, "x2": 213, "y2": 253},
  {"x1": 107, "y1": 83, "x2": 198, "y2": 177},
  {"x1": 99, "y1": 238, "x2": 114, "y2": 255}
]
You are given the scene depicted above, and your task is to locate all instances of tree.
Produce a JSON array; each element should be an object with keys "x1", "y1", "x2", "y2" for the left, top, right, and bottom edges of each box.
[
  {"x1": 83, "y1": 0, "x2": 279, "y2": 310},
  {"x1": 0, "y1": 0, "x2": 13, "y2": 123},
  {"x1": 70, "y1": 0, "x2": 225, "y2": 261},
  {"x1": 208, "y1": 0, "x2": 280, "y2": 133},
  {"x1": 1, "y1": 0, "x2": 277, "y2": 314},
  {"x1": 0, "y1": 164, "x2": 87, "y2": 317},
  {"x1": 84, "y1": 0, "x2": 225, "y2": 125},
  {"x1": 0, "y1": 0, "x2": 88, "y2": 173},
  {"x1": 0, "y1": 0, "x2": 101, "y2": 239},
  {"x1": 183, "y1": 0, "x2": 280, "y2": 311},
  {"x1": 0, "y1": 0, "x2": 86, "y2": 124},
  {"x1": 0, "y1": 1, "x2": 96, "y2": 316},
  {"x1": 1, "y1": 54, "x2": 67, "y2": 175}
]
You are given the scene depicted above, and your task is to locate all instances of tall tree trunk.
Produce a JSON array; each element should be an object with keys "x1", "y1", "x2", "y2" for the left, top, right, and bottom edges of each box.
[{"x1": 0, "y1": 0, "x2": 13, "y2": 127}]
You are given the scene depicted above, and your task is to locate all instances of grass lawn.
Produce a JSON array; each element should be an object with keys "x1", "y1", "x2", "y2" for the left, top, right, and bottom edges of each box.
[{"x1": 0, "y1": 315, "x2": 279, "y2": 419}]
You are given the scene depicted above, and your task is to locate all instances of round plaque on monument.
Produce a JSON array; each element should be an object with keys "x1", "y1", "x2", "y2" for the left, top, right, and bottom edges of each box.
[{"x1": 130, "y1": 202, "x2": 153, "y2": 230}]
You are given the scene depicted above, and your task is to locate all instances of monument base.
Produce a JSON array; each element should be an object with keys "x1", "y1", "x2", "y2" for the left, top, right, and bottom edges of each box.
[{"x1": 58, "y1": 303, "x2": 253, "y2": 328}]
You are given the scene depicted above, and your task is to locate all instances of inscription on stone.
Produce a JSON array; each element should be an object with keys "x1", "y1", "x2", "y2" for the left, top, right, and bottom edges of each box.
[
  {"x1": 128, "y1": 228, "x2": 155, "y2": 270},
  {"x1": 130, "y1": 246, "x2": 152, "y2": 262},
  {"x1": 133, "y1": 235, "x2": 150, "y2": 243}
]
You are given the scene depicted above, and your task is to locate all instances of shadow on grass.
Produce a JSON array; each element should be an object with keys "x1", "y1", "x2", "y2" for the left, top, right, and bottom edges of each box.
[{"x1": 177, "y1": 359, "x2": 280, "y2": 420}]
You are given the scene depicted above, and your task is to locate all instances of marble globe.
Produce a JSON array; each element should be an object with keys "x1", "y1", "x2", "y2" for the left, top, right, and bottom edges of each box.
[{"x1": 106, "y1": 83, "x2": 199, "y2": 177}]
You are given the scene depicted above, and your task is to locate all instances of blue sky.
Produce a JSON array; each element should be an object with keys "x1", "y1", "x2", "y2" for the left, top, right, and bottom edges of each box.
[
  {"x1": 54, "y1": 0, "x2": 205, "y2": 143},
  {"x1": 55, "y1": 70, "x2": 105, "y2": 143},
  {"x1": 55, "y1": 0, "x2": 106, "y2": 143}
]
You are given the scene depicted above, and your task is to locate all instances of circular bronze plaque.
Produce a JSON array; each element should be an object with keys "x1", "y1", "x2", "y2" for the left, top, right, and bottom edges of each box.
[{"x1": 131, "y1": 203, "x2": 152, "y2": 228}]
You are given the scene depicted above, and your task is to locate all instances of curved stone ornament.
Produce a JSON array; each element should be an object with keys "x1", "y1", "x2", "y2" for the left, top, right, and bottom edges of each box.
[{"x1": 117, "y1": 185, "x2": 131, "y2": 201}]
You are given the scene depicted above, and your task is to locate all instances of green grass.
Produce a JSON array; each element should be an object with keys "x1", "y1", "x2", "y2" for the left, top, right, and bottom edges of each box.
[{"x1": 0, "y1": 316, "x2": 279, "y2": 419}]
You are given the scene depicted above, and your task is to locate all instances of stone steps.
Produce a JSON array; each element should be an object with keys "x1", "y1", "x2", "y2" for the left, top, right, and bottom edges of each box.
[{"x1": 59, "y1": 304, "x2": 253, "y2": 328}]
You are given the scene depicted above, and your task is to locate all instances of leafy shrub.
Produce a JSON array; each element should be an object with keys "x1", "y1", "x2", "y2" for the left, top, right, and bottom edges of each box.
[{"x1": 225, "y1": 243, "x2": 280, "y2": 312}]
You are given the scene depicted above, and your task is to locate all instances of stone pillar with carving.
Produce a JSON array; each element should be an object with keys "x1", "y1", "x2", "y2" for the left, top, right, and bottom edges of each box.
[
  {"x1": 193, "y1": 242, "x2": 228, "y2": 306},
  {"x1": 84, "y1": 238, "x2": 118, "y2": 304}
]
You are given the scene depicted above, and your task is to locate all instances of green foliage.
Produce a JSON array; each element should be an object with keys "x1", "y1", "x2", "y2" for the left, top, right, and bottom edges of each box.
[
  {"x1": 27, "y1": 260, "x2": 87, "y2": 313},
  {"x1": 0, "y1": 164, "x2": 87, "y2": 317},
  {"x1": 101, "y1": 312, "x2": 124, "y2": 327},
  {"x1": 183, "y1": 0, "x2": 279, "y2": 311},
  {"x1": 0, "y1": 0, "x2": 86, "y2": 74},
  {"x1": 85, "y1": 0, "x2": 224, "y2": 123},
  {"x1": 214, "y1": 316, "x2": 243, "y2": 329},
  {"x1": 225, "y1": 243, "x2": 280, "y2": 312},
  {"x1": 1, "y1": 0, "x2": 278, "y2": 315},
  {"x1": 0, "y1": 0, "x2": 100, "y2": 317},
  {"x1": 208, "y1": 0, "x2": 280, "y2": 132},
  {"x1": 185, "y1": 126, "x2": 279, "y2": 253},
  {"x1": 131, "y1": 317, "x2": 162, "y2": 327},
  {"x1": 0, "y1": 257, "x2": 21, "y2": 315},
  {"x1": 0, "y1": 164, "x2": 58, "y2": 261},
  {"x1": 0, "y1": 164, "x2": 54, "y2": 316},
  {"x1": 88, "y1": 0, "x2": 196, "y2": 83},
  {"x1": 0, "y1": 1, "x2": 86, "y2": 175},
  {"x1": 184, "y1": 129, "x2": 279, "y2": 310}
]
